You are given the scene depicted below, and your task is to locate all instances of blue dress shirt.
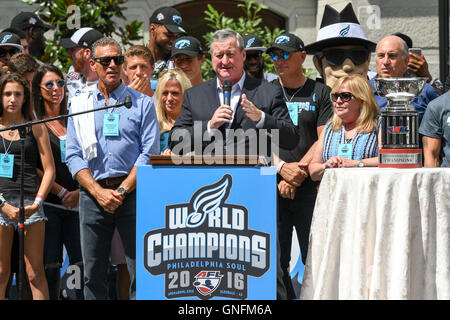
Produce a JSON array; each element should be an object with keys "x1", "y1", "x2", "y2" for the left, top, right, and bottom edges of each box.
[{"x1": 66, "y1": 81, "x2": 160, "y2": 181}]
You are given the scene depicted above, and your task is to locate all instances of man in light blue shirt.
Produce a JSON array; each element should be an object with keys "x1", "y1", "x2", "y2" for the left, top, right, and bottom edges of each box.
[{"x1": 66, "y1": 37, "x2": 160, "y2": 300}]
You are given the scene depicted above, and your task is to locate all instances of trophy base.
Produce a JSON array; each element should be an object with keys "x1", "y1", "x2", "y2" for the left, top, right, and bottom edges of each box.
[{"x1": 379, "y1": 148, "x2": 422, "y2": 168}]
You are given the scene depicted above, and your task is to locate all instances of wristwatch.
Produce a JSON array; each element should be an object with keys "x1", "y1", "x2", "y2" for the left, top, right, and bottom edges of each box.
[
  {"x1": 431, "y1": 78, "x2": 444, "y2": 92},
  {"x1": 117, "y1": 186, "x2": 127, "y2": 197},
  {"x1": 358, "y1": 160, "x2": 364, "y2": 168}
]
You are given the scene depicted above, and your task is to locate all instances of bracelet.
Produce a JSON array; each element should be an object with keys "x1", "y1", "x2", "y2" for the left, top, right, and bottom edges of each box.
[
  {"x1": 276, "y1": 161, "x2": 286, "y2": 174},
  {"x1": 57, "y1": 188, "x2": 69, "y2": 199},
  {"x1": 0, "y1": 194, "x2": 6, "y2": 209},
  {"x1": 34, "y1": 193, "x2": 45, "y2": 207}
]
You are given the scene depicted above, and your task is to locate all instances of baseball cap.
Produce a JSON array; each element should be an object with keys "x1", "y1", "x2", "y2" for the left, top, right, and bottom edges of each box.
[
  {"x1": 267, "y1": 33, "x2": 305, "y2": 53},
  {"x1": 60, "y1": 27, "x2": 104, "y2": 49},
  {"x1": 0, "y1": 32, "x2": 24, "y2": 51},
  {"x1": 150, "y1": 7, "x2": 186, "y2": 34},
  {"x1": 171, "y1": 36, "x2": 203, "y2": 58},
  {"x1": 242, "y1": 34, "x2": 267, "y2": 52},
  {"x1": 392, "y1": 32, "x2": 413, "y2": 49},
  {"x1": 10, "y1": 12, "x2": 54, "y2": 31}
]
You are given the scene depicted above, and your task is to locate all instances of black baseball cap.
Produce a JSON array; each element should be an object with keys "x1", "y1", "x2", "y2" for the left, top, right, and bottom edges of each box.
[
  {"x1": 242, "y1": 34, "x2": 267, "y2": 52},
  {"x1": 171, "y1": 36, "x2": 203, "y2": 58},
  {"x1": 150, "y1": 6, "x2": 186, "y2": 34},
  {"x1": 10, "y1": 12, "x2": 54, "y2": 31},
  {"x1": 60, "y1": 27, "x2": 104, "y2": 49},
  {"x1": 392, "y1": 32, "x2": 413, "y2": 49},
  {"x1": 0, "y1": 32, "x2": 24, "y2": 51},
  {"x1": 267, "y1": 33, "x2": 305, "y2": 53}
]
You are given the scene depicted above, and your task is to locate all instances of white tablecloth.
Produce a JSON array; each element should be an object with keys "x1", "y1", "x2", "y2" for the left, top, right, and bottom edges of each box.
[{"x1": 300, "y1": 167, "x2": 450, "y2": 300}]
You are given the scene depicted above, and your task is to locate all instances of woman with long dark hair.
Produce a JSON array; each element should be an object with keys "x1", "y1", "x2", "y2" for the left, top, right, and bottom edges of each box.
[
  {"x1": 32, "y1": 64, "x2": 83, "y2": 300},
  {"x1": 0, "y1": 73, "x2": 55, "y2": 299}
]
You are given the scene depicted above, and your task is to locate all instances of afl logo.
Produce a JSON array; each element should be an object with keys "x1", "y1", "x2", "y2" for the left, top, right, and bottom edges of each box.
[
  {"x1": 175, "y1": 39, "x2": 190, "y2": 49},
  {"x1": 193, "y1": 271, "x2": 223, "y2": 296},
  {"x1": 1, "y1": 34, "x2": 12, "y2": 44},
  {"x1": 274, "y1": 35, "x2": 290, "y2": 44}
]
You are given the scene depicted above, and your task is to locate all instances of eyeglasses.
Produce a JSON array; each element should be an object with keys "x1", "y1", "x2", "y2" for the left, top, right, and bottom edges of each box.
[
  {"x1": 42, "y1": 79, "x2": 65, "y2": 90},
  {"x1": 331, "y1": 92, "x2": 355, "y2": 102},
  {"x1": 246, "y1": 52, "x2": 262, "y2": 60},
  {"x1": 0, "y1": 47, "x2": 20, "y2": 58},
  {"x1": 318, "y1": 48, "x2": 369, "y2": 66},
  {"x1": 173, "y1": 56, "x2": 195, "y2": 65},
  {"x1": 94, "y1": 55, "x2": 124, "y2": 67},
  {"x1": 268, "y1": 51, "x2": 290, "y2": 61}
]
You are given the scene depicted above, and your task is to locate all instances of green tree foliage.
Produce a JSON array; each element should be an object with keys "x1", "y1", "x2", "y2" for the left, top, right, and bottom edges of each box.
[
  {"x1": 202, "y1": 0, "x2": 316, "y2": 80},
  {"x1": 21, "y1": 0, "x2": 143, "y2": 72},
  {"x1": 202, "y1": 0, "x2": 282, "y2": 80}
]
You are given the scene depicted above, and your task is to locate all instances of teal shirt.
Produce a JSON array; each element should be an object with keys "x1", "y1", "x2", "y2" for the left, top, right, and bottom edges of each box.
[{"x1": 160, "y1": 131, "x2": 169, "y2": 152}]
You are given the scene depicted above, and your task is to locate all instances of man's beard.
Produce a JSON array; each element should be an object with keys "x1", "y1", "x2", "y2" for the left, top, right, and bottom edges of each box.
[
  {"x1": 245, "y1": 62, "x2": 264, "y2": 79},
  {"x1": 155, "y1": 39, "x2": 171, "y2": 61},
  {"x1": 29, "y1": 37, "x2": 46, "y2": 58}
]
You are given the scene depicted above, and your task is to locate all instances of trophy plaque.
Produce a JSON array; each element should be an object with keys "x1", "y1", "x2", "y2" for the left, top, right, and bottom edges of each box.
[{"x1": 373, "y1": 77, "x2": 428, "y2": 168}]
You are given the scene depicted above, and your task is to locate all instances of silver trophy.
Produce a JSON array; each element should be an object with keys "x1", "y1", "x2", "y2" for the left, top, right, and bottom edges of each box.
[{"x1": 373, "y1": 77, "x2": 427, "y2": 168}]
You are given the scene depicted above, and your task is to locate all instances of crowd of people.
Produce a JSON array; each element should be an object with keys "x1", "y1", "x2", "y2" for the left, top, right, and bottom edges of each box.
[{"x1": 0, "y1": 3, "x2": 448, "y2": 300}]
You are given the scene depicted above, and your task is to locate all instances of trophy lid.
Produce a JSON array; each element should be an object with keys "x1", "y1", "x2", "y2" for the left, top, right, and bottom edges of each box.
[{"x1": 373, "y1": 77, "x2": 428, "y2": 100}]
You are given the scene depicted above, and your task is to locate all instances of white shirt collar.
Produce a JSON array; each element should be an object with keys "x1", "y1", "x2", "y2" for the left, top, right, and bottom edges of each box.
[{"x1": 216, "y1": 72, "x2": 246, "y2": 92}]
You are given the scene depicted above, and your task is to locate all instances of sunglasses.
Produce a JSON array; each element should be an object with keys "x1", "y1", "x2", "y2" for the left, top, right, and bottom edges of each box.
[
  {"x1": 43, "y1": 79, "x2": 65, "y2": 90},
  {"x1": 246, "y1": 52, "x2": 262, "y2": 60},
  {"x1": 319, "y1": 49, "x2": 369, "y2": 66},
  {"x1": 269, "y1": 51, "x2": 290, "y2": 61},
  {"x1": 0, "y1": 47, "x2": 20, "y2": 58},
  {"x1": 331, "y1": 92, "x2": 356, "y2": 102},
  {"x1": 94, "y1": 55, "x2": 124, "y2": 67}
]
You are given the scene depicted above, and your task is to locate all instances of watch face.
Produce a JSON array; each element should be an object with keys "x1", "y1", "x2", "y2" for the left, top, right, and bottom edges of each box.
[{"x1": 117, "y1": 186, "x2": 126, "y2": 195}]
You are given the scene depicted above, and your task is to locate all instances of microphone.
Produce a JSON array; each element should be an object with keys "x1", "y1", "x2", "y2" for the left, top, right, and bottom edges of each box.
[
  {"x1": 223, "y1": 80, "x2": 231, "y2": 106},
  {"x1": 108, "y1": 95, "x2": 132, "y2": 109},
  {"x1": 222, "y1": 80, "x2": 232, "y2": 128},
  {"x1": 123, "y1": 95, "x2": 132, "y2": 109}
]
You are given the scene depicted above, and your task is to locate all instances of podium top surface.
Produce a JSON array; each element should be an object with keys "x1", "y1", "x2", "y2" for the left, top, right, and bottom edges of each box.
[{"x1": 149, "y1": 155, "x2": 267, "y2": 166}]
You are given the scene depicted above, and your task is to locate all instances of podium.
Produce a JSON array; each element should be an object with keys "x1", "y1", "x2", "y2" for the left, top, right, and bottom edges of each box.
[{"x1": 136, "y1": 155, "x2": 277, "y2": 300}]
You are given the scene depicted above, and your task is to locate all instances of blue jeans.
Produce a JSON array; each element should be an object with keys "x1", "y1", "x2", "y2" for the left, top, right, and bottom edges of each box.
[{"x1": 79, "y1": 188, "x2": 136, "y2": 300}]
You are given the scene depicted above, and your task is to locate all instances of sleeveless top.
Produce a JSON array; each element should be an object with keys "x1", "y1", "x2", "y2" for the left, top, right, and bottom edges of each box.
[
  {"x1": 0, "y1": 128, "x2": 39, "y2": 201},
  {"x1": 322, "y1": 118, "x2": 381, "y2": 162},
  {"x1": 37, "y1": 128, "x2": 78, "y2": 205}
]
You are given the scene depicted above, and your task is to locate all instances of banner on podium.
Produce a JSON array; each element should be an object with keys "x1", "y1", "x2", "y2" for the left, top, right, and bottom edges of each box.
[{"x1": 136, "y1": 166, "x2": 277, "y2": 300}]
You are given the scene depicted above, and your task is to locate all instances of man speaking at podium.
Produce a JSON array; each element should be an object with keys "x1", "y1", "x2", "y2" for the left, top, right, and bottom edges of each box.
[
  {"x1": 66, "y1": 37, "x2": 160, "y2": 299},
  {"x1": 168, "y1": 29, "x2": 298, "y2": 159}
]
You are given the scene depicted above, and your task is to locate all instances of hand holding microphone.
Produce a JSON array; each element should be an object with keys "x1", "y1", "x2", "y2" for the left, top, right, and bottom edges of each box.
[{"x1": 210, "y1": 79, "x2": 233, "y2": 130}]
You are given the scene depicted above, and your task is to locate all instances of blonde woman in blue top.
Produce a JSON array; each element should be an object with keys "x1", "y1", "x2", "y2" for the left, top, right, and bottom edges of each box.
[
  {"x1": 309, "y1": 74, "x2": 381, "y2": 181},
  {"x1": 154, "y1": 68, "x2": 191, "y2": 153}
]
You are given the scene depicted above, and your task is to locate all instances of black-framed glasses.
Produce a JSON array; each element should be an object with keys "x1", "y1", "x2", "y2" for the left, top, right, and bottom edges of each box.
[
  {"x1": 43, "y1": 79, "x2": 65, "y2": 90},
  {"x1": 269, "y1": 51, "x2": 289, "y2": 61},
  {"x1": 0, "y1": 47, "x2": 20, "y2": 58},
  {"x1": 331, "y1": 92, "x2": 355, "y2": 102},
  {"x1": 319, "y1": 48, "x2": 369, "y2": 66},
  {"x1": 94, "y1": 55, "x2": 124, "y2": 67}
]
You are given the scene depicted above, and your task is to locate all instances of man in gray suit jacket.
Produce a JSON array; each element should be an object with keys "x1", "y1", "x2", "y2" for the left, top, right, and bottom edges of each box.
[{"x1": 169, "y1": 29, "x2": 298, "y2": 159}]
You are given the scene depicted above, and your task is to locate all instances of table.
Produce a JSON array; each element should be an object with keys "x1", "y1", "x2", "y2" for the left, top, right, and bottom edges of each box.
[{"x1": 300, "y1": 167, "x2": 450, "y2": 300}]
